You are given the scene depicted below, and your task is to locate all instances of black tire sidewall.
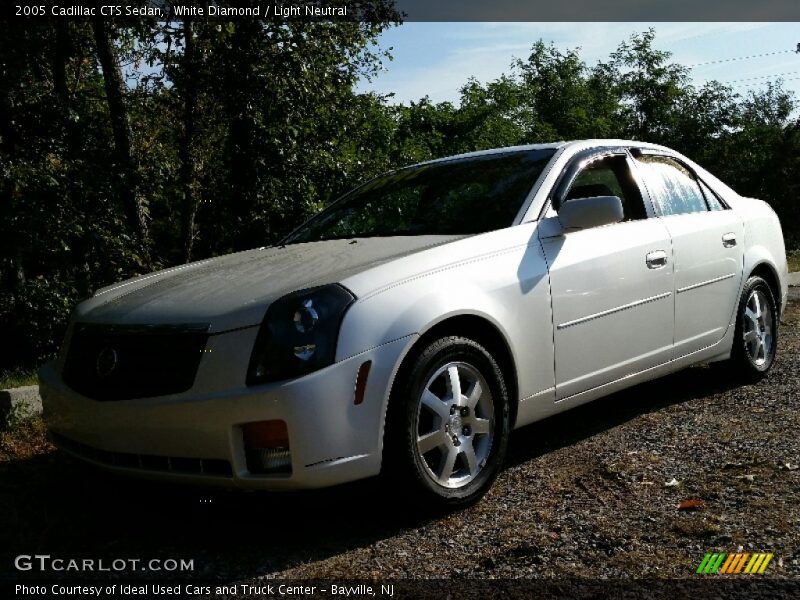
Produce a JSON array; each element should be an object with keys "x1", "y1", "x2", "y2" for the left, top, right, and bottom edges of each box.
[{"x1": 387, "y1": 336, "x2": 510, "y2": 507}]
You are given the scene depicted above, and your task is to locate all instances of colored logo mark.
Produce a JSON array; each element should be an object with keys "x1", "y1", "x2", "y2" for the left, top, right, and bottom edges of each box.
[{"x1": 696, "y1": 552, "x2": 773, "y2": 574}]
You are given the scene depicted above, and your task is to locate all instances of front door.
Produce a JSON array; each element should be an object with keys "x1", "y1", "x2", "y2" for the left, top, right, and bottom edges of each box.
[{"x1": 540, "y1": 152, "x2": 675, "y2": 400}]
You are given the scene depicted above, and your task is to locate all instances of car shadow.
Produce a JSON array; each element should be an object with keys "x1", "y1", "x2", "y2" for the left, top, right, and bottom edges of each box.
[
  {"x1": 504, "y1": 364, "x2": 742, "y2": 470},
  {"x1": 1, "y1": 365, "x2": 745, "y2": 583}
]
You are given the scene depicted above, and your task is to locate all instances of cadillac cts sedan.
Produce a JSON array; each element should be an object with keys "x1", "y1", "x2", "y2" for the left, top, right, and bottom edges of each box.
[{"x1": 41, "y1": 140, "x2": 789, "y2": 506}]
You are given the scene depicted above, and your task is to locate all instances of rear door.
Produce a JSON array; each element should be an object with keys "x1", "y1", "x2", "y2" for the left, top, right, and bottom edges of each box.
[
  {"x1": 540, "y1": 150, "x2": 675, "y2": 400},
  {"x1": 633, "y1": 154, "x2": 744, "y2": 358}
]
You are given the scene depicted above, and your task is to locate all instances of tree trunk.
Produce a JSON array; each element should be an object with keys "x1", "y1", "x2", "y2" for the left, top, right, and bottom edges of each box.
[
  {"x1": 54, "y1": 21, "x2": 94, "y2": 293},
  {"x1": 0, "y1": 93, "x2": 25, "y2": 289},
  {"x1": 91, "y1": 17, "x2": 150, "y2": 265},
  {"x1": 0, "y1": 30, "x2": 25, "y2": 291},
  {"x1": 179, "y1": 18, "x2": 199, "y2": 263},
  {"x1": 226, "y1": 22, "x2": 260, "y2": 252},
  {"x1": 53, "y1": 21, "x2": 69, "y2": 101}
]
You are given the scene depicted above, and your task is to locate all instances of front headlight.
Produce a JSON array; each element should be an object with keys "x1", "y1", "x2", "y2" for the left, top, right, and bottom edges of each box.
[{"x1": 246, "y1": 284, "x2": 355, "y2": 385}]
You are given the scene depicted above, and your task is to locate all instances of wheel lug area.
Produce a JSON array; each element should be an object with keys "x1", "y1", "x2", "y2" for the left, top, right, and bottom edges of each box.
[
  {"x1": 452, "y1": 435, "x2": 460, "y2": 446},
  {"x1": 460, "y1": 406, "x2": 469, "y2": 417},
  {"x1": 462, "y1": 426, "x2": 471, "y2": 436},
  {"x1": 450, "y1": 405, "x2": 457, "y2": 415}
]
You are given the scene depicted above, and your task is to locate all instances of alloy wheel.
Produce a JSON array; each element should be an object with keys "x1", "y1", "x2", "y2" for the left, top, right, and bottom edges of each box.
[
  {"x1": 414, "y1": 361, "x2": 494, "y2": 489},
  {"x1": 743, "y1": 288, "x2": 774, "y2": 367}
]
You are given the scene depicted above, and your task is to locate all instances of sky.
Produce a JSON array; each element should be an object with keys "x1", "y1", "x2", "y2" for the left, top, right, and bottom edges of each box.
[{"x1": 355, "y1": 23, "x2": 800, "y2": 105}]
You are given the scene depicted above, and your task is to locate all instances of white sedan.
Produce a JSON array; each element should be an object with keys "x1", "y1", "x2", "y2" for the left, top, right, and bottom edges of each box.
[{"x1": 41, "y1": 139, "x2": 789, "y2": 506}]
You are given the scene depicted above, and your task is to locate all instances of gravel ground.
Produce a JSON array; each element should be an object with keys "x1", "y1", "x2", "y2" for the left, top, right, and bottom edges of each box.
[{"x1": 1, "y1": 293, "x2": 798, "y2": 584}]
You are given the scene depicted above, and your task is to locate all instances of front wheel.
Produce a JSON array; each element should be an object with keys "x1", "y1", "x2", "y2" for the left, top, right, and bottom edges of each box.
[
  {"x1": 384, "y1": 336, "x2": 510, "y2": 508},
  {"x1": 719, "y1": 275, "x2": 779, "y2": 382}
]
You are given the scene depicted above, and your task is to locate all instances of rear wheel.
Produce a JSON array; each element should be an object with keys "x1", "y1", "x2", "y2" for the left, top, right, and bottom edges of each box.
[
  {"x1": 718, "y1": 275, "x2": 778, "y2": 382},
  {"x1": 384, "y1": 336, "x2": 510, "y2": 508}
]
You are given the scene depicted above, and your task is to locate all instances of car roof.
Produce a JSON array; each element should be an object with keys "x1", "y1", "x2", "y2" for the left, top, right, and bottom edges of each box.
[{"x1": 410, "y1": 139, "x2": 676, "y2": 168}]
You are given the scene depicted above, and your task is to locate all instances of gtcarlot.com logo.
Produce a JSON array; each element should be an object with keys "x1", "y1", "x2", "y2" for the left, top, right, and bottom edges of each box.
[
  {"x1": 14, "y1": 554, "x2": 194, "y2": 573},
  {"x1": 696, "y1": 552, "x2": 773, "y2": 575}
]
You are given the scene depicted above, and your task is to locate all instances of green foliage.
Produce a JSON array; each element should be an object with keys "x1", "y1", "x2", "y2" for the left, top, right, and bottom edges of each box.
[
  {"x1": 0, "y1": 24, "x2": 798, "y2": 374},
  {"x1": 0, "y1": 15, "x2": 399, "y2": 371},
  {"x1": 3, "y1": 398, "x2": 35, "y2": 431},
  {"x1": 788, "y1": 250, "x2": 800, "y2": 273},
  {"x1": 0, "y1": 368, "x2": 38, "y2": 390}
]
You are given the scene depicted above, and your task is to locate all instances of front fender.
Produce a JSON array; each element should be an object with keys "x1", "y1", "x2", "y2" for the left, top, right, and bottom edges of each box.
[{"x1": 336, "y1": 236, "x2": 556, "y2": 406}]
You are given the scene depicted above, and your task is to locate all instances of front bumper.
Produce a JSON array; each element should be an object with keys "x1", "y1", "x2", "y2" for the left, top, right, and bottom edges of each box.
[{"x1": 41, "y1": 329, "x2": 414, "y2": 490}]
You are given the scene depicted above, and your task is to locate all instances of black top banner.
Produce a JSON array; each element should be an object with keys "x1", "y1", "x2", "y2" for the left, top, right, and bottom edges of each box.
[{"x1": 5, "y1": 0, "x2": 800, "y2": 21}]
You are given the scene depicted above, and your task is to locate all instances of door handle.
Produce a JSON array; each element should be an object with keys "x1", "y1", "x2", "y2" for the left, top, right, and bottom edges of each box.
[
  {"x1": 722, "y1": 232, "x2": 737, "y2": 248},
  {"x1": 646, "y1": 250, "x2": 668, "y2": 269}
]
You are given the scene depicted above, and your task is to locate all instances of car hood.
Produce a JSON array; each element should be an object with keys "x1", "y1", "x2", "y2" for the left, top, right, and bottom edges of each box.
[{"x1": 74, "y1": 236, "x2": 462, "y2": 333}]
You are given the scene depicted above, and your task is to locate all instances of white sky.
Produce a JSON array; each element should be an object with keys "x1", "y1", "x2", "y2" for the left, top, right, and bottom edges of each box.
[{"x1": 356, "y1": 23, "x2": 800, "y2": 105}]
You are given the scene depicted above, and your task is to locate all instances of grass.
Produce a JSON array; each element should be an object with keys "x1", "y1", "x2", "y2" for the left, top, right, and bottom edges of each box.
[
  {"x1": 0, "y1": 367, "x2": 38, "y2": 390},
  {"x1": 788, "y1": 250, "x2": 800, "y2": 273}
]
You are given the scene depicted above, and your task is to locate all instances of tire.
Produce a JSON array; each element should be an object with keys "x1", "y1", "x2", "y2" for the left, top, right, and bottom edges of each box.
[
  {"x1": 384, "y1": 336, "x2": 510, "y2": 508},
  {"x1": 718, "y1": 275, "x2": 779, "y2": 383}
]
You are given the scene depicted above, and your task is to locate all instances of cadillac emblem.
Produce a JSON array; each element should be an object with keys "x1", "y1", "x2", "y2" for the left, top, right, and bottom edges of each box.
[{"x1": 96, "y1": 346, "x2": 119, "y2": 377}]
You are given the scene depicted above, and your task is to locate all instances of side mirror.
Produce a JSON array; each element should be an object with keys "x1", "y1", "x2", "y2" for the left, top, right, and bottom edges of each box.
[{"x1": 557, "y1": 196, "x2": 624, "y2": 231}]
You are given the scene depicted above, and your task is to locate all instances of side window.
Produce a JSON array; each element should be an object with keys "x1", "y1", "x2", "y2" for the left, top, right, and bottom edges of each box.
[
  {"x1": 635, "y1": 156, "x2": 708, "y2": 216},
  {"x1": 564, "y1": 155, "x2": 647, "y2": 221},
  {"x1": 698, "y1": 179, "x2": 725, "y2": 211}
]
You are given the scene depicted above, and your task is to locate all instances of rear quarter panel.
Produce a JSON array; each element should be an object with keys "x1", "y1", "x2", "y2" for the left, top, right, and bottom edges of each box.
[{"x1": 729, "y1": 196, "x2": 789, "y2": 317}]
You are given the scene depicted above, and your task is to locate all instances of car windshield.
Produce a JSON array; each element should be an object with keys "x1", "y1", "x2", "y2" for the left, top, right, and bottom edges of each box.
[{"x1": 283, "y1": 149, "x2": 557, "y2": 243}]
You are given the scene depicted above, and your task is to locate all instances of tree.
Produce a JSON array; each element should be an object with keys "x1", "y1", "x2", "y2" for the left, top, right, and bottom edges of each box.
[
  {"x1": 1, "y1": 23, "x2": 798, "y2": 377},
  {"x1": 608, "y1": 28, "x2": 690, "y2": 142},
  {"x1": 516, "y1": 42, "x2": 601, "y2": 140},
  {"x1": 194, "y1": 18, "x2": 398, "y2": 254},
  {"x1": 177, "y1": 18, "x2": 199, "y2": 262},
  {"x1": 91, "y1": 16, "x2": 150, "y2": 265}
]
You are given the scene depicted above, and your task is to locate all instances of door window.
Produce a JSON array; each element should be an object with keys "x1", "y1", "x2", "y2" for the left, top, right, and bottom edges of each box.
[
  {"x1": 563, "y1": 155, "x2": 647, "y2": 221},
  {"x1": 636, "y1": 156, "x2": 708, "y2": 216},
  {"x1": 698, "y1": 179, "x2": 725, "y2": 211}
]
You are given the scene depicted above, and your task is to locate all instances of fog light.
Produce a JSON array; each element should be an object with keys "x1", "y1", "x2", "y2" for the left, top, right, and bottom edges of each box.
[
  {"x1": 242, "y1": 420, "x2": 292, "y2": 474},
  {"x1": 247, "y1": 448, "x2": 291, "y2": 474}
]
